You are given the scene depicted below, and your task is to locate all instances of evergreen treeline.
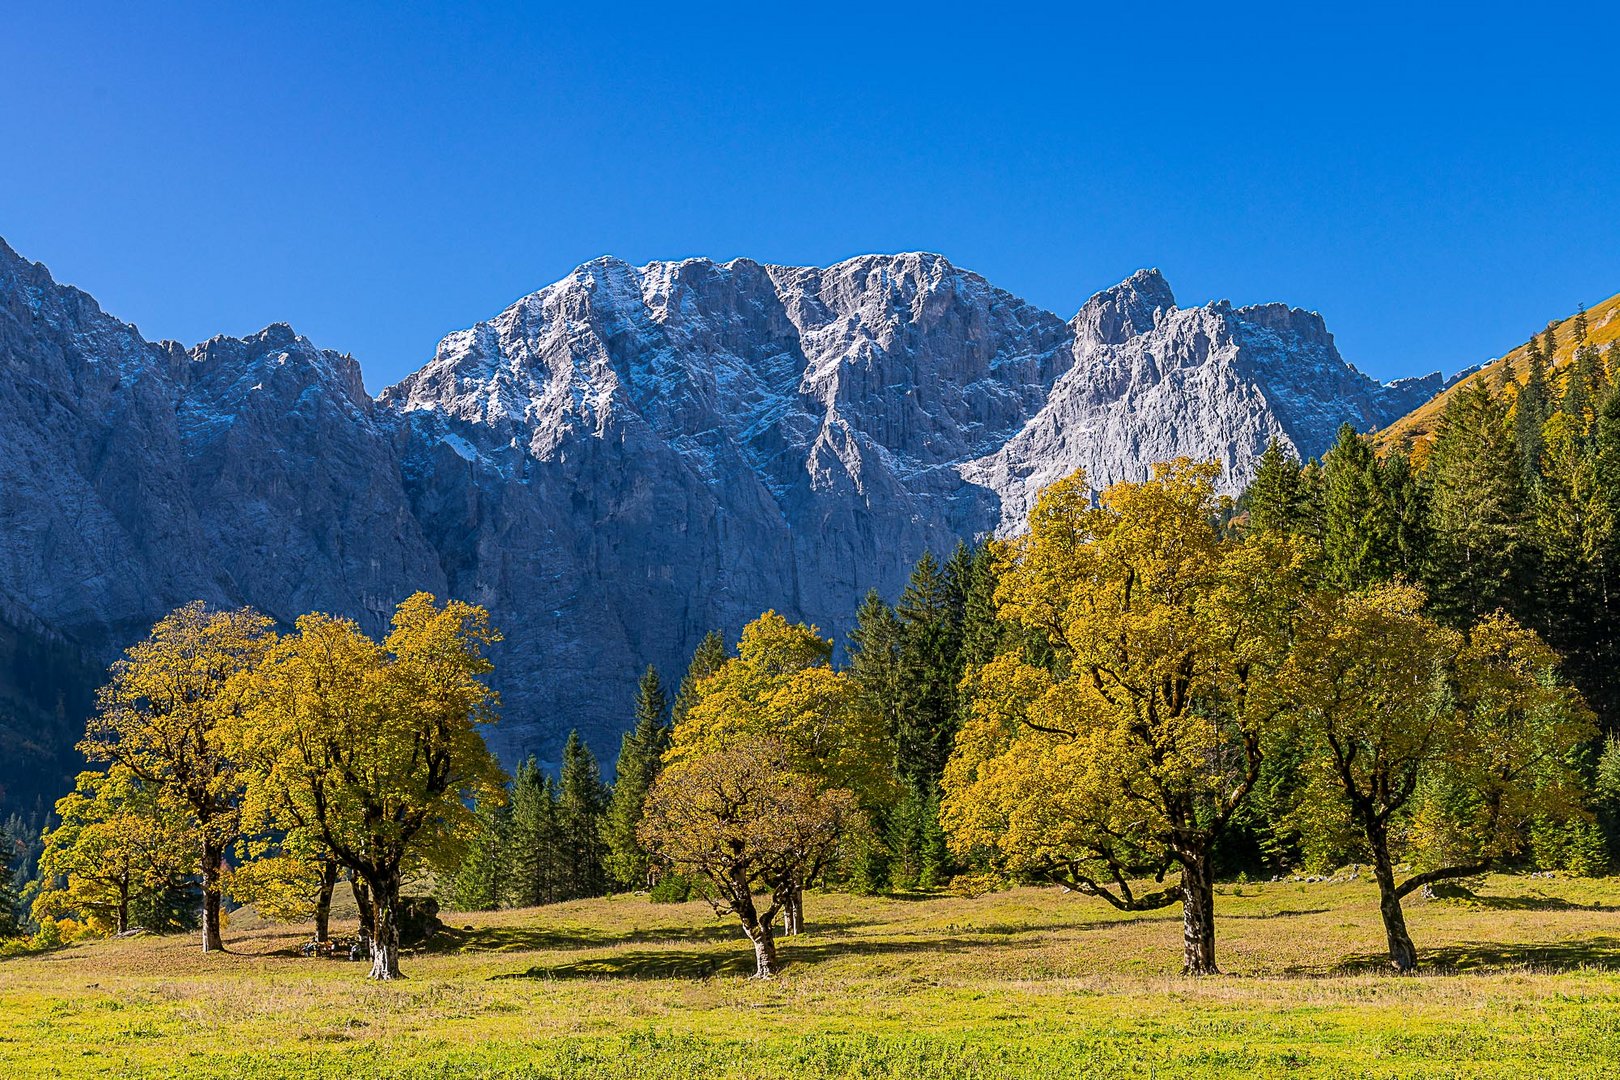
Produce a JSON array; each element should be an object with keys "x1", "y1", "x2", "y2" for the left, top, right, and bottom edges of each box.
[
  {"x1": 446, "y1": 733, "x2": 612, "y2": 911},
  {"x1": 1247, "y1": 327, "x2": 1620, "y2": 740}
]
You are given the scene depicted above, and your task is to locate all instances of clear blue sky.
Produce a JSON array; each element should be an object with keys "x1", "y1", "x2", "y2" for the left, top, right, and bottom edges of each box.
[{"x1": 4, "y1": 2, "x2": 1616, "y2": 390}]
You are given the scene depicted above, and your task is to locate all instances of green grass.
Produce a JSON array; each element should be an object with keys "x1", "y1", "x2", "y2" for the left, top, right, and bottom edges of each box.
[{"x1": 5, "y1": 875, "x2": 1620, "y2": 1077}]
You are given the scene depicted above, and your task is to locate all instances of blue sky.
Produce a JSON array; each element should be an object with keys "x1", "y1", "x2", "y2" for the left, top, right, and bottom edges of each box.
[{"x1": 4, "y1": 2, "x2": 1616, "y2": 389}]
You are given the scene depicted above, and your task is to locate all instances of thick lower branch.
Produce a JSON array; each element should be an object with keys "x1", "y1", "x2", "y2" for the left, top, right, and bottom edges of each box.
[
  {"x1": 1060, "y1": 871, "x2": 1180, "y2": 912},
  {"x1": 1395, "y1": 860, "x2": 1494, "y2": 900}
]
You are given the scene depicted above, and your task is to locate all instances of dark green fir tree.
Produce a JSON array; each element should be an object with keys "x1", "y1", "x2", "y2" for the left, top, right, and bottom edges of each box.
[
  {"x1": 557, "y1": 731, "x2": 609, "y2": 899},
  {"x1": 602, "y1": 666, "x2": 670, "y2": 889},
  {"x1": 504, "y1": 758, "x2": 564, "y2": 908},
  {"x1": 448, "y1": 790, "x2": 510, "y2": 911},
  {"x1": 1321, "y1": 424, "x2": 1399, "y2": 589},
  {"x1": 1244, "y1": 439, "x2": 1309, "y2": 539},
  {"x1": 671, "y1": 630, "x2": 727, "y2": 728},
  {"x1": 894, "y1": 551, "x2": 963, "y2": 793},
  {"x1": 1422, "y1": 380, "x2": 1530, "y2": 626},
  {"x1": 1517, "y1": 341, "x2": 1552, "y2": 484}
]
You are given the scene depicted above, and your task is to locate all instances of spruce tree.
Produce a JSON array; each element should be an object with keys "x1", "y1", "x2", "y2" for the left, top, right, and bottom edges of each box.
[
  {"x1": 1517, "y1": 344, "x2": 1552, "y2": 483},
  {"x1": 504, "y1": 758, "x2": 563, "y2": 908},
  {"x1": 0, "y1": 821, "x2": 19, "y2": 937},
  {"x1": 1571, "y1": 389, "x2": 1620, "y2": 731},
  {"x1": 1321, "y1": 424, "x2": 1399, "y2": 589},
  {"x1": 884, "y1": 785, "x2": 948, "y2": 891},
  {"x1": 448, "y1": 792, "x2": 509, "y2": 911},
  {"x1": 557, "y1": 731, "x2": 608, "y2": 899},
  {"x1": 956, "y1": 544, "x2": 1003, "y2": 669},
  {"x1": 945, "y1": 541, "x2": 976, "y2": 613},
  {"x1": 847, "y1": 588, "x2": 904, "y2": 747},
  {"x1": 1423, "y1": 380, "x2": 1530, "y2": 626},
  {"x1": 1606, "y1": 343, "x2": 1620, "y2": 389},
  {"x1": 1245, "y1": 439, "x2": 1308, "y2": 538},
  {"x1": 1592, "y1": 343, "x2": 1614, "y2": 407},
  {"x1": 671, "y1": 631, "x2": 727, "y2": 728},
  {"x1": 1574, "y1": 305, "x2": 1589, "y2": 346},
  {"x1": 602, "y1": 666, "x2": 670, "y2": 889},
  {"x1": 1296, "y1": 459, "x2": 1327, "y2": 543},
  {"x1": 1564, "y1": 344, "x2": 1595, "y2": 423},
  {"x1": 1380, "y1": 449, "x2": 1430, "y2": 580},
  {"x1": 894, "y1": 551, "x2": 963, "y2": 793}
]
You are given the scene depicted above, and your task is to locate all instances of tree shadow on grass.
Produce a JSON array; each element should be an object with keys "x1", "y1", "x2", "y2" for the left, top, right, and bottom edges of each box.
[
  {"x1": 1442, "y1": 893, "x2": 1617, "y2": 912},
  {"x1": 429, "y1": 915, "x2": 878, "y2": 956},
  {"x1": 1317, "y1": 936, "x2": 1620, "y2": 976},
  {"x1": 488, "y1": 933, "x2": 1053, "y2": 981}
]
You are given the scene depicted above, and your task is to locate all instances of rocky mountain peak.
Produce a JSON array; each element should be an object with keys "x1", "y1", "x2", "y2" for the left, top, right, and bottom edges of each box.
[{"x1": 1072, "y1": 267, "x2": 1177, "y2": 347}]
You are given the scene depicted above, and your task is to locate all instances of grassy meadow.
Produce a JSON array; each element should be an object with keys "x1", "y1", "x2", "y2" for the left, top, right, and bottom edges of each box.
[{"x1": 4, "y1": 875, "x2": 1620, "y2": 1078}]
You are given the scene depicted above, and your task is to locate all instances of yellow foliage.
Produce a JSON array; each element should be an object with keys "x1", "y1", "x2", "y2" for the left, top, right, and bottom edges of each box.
[
  {"x1": 31, "y1": 767, "x2": 192, "y2": 935},
  {"x1": 1281, "y1": 583, "x2": 1596, "y2": 878},
  {"x1": 230, "y1": 595, "x2": 507, "y2": 882},
  {"x1": 669, "y1": 612, "x2": 895, "y2": 806},
  {"x1": 943, "y1": 461, "x2": 1309, "y2": 920}
]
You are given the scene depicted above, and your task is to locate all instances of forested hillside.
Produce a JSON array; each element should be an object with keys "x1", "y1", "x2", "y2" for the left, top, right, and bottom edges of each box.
[{"x1": 1379, "y1": 290, "x2": 1620, "y2": 449}]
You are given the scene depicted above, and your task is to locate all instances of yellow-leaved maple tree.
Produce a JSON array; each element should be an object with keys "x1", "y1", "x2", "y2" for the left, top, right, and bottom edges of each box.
[
  {"x1": 666, "y1": 611, "x2": 892, "y2": 933},
  {"x1": 80, "y1": 602, "x2": 274, "y2": 952},
  {"x1": 942, "y1": 460, "x2": 1308, "y2": 974},
  {"x1": 32, "y1": 766, "x2": 193, "y2": 935},
  {"x1": 1282, "y1": 583, "x2": 1594, "y2": 971},
  {"x1": 639, "y1": 737, "x2": 856, "y2": 978},
  {"x1": 230, "y1": 594, "x2": 506, "y2": 979}
]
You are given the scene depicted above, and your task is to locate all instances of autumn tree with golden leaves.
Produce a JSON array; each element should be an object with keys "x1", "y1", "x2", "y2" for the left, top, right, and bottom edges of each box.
[
  {"x1": 79, "y1": 602, "x2": 274, "y2": 952},
  {"x1": 229, "y1": 594, "x2": 506, "y2": 979},
  {"x1": 1282, "y1": 583, "x2": 1594, "y2": 971},
  {"x1": 942, "y1": 461, "x2": 1309, "y2": 975}
]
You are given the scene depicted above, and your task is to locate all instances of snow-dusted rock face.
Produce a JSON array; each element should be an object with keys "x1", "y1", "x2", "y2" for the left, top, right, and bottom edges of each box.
[
  {"x1": 0, "y1": 237, "x2": 1442, "y2": 798},
  {"x1": 964, "y1": 271, "x2": 1444, "y2": 533}
]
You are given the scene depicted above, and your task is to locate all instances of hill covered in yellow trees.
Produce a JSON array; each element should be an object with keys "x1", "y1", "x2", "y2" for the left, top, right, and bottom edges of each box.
[{"x1": 1379, "y1": 289, "x2": 1620, "y2": 453}]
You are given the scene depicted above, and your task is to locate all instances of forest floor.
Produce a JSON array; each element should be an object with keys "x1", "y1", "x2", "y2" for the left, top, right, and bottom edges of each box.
[{"x1": 4, "y1": 875, "x2": 1620, "y2": 1078}]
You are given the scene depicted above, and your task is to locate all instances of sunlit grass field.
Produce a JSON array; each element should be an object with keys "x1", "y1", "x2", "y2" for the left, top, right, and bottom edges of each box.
[{"x1": 5, "y1": 875, "x2": 1620, "y2": 1078}]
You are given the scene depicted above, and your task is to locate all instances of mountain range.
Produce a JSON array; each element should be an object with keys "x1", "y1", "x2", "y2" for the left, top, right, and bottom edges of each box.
[{"x1": 0, "y1": 237, "x2": 1451, "y2": 809}]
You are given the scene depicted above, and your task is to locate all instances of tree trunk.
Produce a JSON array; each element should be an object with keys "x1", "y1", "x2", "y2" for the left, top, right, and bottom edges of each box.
[
  {"x1": 1370, "y1": 836, "x2": 1418, "y2": 973},
  {"x1": 729, "y1": 871, "x2": 780, "y2": 978},
  {"x1": 1179, "y1": 847, "x2": 1219, "y2": 975},
  {"x1": 368, "y1": 873, "x2": 403, "y2": 980},
  {"x1": 200, "y1": 838, "x2": 225, "y2": 953},
  {"x1": 783, "y1": 884, "x2": 804, "y2": 936},
  {"x1": 116, "y1": 887, "x2": 129, "y2": 935},
  {"x1": 313, "y1": 857, "x2": 339, "y2": 942},
  {"x1": 351, "y1": 873, "x2": 375, "y2": 939},
  {"x1": 746, "y1": 919, "x2": 780, "y2": 978}
]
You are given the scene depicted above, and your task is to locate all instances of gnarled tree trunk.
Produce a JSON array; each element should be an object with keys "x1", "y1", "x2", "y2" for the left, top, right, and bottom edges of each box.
[
  {"x1": 1179, "y1": 847, "x2": 1219, "y2": 975},
  {"x1": 313, "y1": 856, "x2": 339, "y2": 942},
  {"x1": 748, "y1": 922, "x2": 780, "y2": 978},
  {"x1": 1369, "y1": 829, "x2": 1418, "y2": 973},
  {"x1": 368, "y1": 872, "x2": 403, "y2": 980},
  {"x1": 728, "y1": 869, "x2": 781, "y2": 978},
  {"x1": 201, "y1": 838, "x2": 226, "y2": 953}
]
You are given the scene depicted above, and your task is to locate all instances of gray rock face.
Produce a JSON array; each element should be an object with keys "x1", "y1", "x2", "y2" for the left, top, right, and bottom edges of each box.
[{"x1": 0, "y1": 238, "x2": 1441, "y2": 800}]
